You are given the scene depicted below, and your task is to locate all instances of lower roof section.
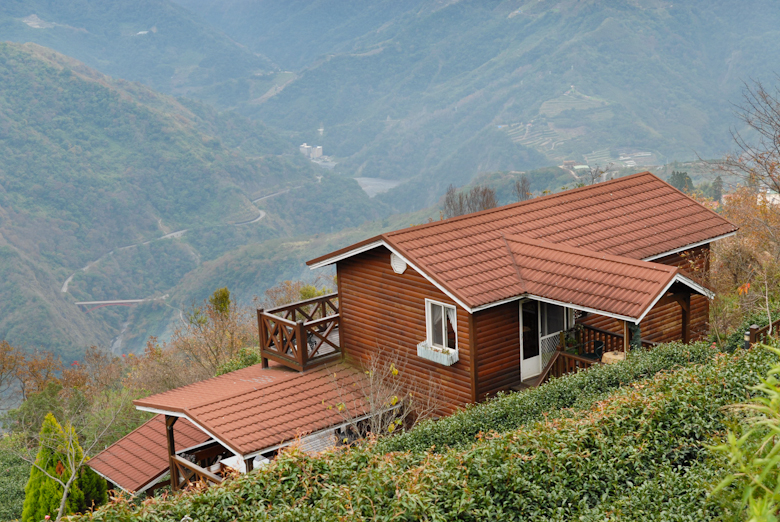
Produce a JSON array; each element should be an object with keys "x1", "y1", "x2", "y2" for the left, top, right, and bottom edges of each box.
[
  {"x1": 87, "y1": 415, "x2": 210, "y2": 494},
  {"x1": 133, "y1": 362, "x2": 368, "y2": 457}
]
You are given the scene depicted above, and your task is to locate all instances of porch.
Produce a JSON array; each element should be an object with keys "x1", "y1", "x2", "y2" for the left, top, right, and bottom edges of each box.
[{"x1": 257, "y1": 293, "x2": 342, "y2": 371}]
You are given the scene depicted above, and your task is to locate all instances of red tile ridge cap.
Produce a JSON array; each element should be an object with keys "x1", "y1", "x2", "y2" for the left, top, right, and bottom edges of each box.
[
  {"x1": 503, "y1": 233, "x2": 678, "y2": 275},
  {"x1": 501, "y1": 233, "x2": 527, "y2": 293}
]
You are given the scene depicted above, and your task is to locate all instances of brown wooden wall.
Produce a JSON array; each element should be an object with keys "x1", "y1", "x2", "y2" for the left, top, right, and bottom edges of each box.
[
  {"x1": 473, "y1": 302, "x2": 520, "y2": 400},
  {"x1": 581, "y1": 245, "x2": 711, "y2": 342},
  {"x1": 337, "y1": 247, "x2": 473, "y2": 413}
]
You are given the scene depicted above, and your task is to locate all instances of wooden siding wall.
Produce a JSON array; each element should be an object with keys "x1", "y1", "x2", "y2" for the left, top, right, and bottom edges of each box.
[
  {"x1": 473, "y1": 301, "x2": 520, "y2": 400},
  {"x1": 337, "y1": 248, "x2": 473, "y2": 413},
  {"x1": 581, "y1": 245, "x2": 711, "y2": 342}
]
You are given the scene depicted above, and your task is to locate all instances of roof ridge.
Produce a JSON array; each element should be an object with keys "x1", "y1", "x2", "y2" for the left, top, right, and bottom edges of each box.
[
  {"x1": 384, "y1": 171, "x2": 657, "y2": 238},
  {"x1": 503, "y1": 233, "x2": 676, "y2": 273},
  {"x1": 501, "y1": 233, "x2": 526, "y2": 293}
]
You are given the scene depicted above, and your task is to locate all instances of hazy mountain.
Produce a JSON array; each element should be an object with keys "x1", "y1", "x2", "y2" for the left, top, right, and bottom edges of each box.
[
  {"x1": 0, "y1": 42, "x2": 382, "y2": 360},
  {"x1": 0, "y1": 0, "x2": 277, "y2": 97},
  {"x1": 172, "y1": 0, "x2": 780, "y2": 210}
]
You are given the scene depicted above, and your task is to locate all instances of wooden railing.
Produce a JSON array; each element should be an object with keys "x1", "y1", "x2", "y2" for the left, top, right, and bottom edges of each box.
[
  {"x1": 577, "y1": 324, "x2": 656, "y2": 355},
  {"x1": 536, "y1": 350, "x2": 601, "y2": 386},
  {"x1": 748, "y1": 319, "x2": 780, "y2": 346},
  {"x1": 257, "y1": 293, "x2": 341, "y2": 371},
  {"x1": 171, "y1": 454, "x2": 222, "y2": 489}
]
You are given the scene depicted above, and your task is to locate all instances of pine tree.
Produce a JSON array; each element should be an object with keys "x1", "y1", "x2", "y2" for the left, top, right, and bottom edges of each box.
[{"x1": 21, "y1": 413, "x2": 106, "y2": 522}]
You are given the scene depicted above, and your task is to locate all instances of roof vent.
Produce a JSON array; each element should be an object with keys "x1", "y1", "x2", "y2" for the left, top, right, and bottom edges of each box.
[{"x1": 390, "y1": 253, "x2": 407, "y2": 274}]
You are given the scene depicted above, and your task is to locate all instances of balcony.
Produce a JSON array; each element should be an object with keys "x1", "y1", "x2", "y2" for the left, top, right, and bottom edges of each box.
[{"x1": 257, "y1": 293, "x2": 341, "y2": 371}]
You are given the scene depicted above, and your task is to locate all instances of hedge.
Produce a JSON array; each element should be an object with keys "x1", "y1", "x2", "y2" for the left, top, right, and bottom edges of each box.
[
  {"x1": 380, "y1": 341, "x2": 719, "y2": 453},
  {"x1": 76, "y1": 343, "x2": 773, "y2": 522}
]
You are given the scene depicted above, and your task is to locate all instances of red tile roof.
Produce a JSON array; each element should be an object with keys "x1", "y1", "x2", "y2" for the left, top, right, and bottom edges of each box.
[
  {"x1": 133, "y1": 363, "x2": 367, "y2": 457},
  {"x1": 502, "y1": 235, "x2": 685, "y2": 319},
  {"x1": 308, "y1": 172, "x2": 735, "y2": 315},
  {"x1": 87, "y1": 415, "x2": 209, "y2": 494}
]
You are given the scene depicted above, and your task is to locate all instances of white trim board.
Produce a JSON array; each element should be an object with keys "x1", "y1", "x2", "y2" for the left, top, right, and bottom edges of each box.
[
  {"x1": 310, "y1": 239, "x2": 473, "y2": 313},
  {"x1": 134, "y1": 406, "x2": 243, "y2": 459},
  {"x1": 641, "y1": 231, "x2": 736, "y2": 262},
  {"x1": 310, "y1": 236, "x2": 729, "y2": 317}
]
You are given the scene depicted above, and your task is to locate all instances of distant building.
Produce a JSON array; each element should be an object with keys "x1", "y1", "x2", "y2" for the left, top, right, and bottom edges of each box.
[
  {"x1": 563, "y1": 160, "x2": 576, "y2": 168},
  {"x1": 311, "y1": 146, "x2": 323, "y2": 158},
  {"x1": 300, "y1": 143, "x2": 312, "y2": 157}
]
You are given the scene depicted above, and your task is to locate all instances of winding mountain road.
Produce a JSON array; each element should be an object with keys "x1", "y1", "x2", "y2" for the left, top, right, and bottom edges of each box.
[{"x1": 61, "y1": 188, "x2": 289, "y2": 295}]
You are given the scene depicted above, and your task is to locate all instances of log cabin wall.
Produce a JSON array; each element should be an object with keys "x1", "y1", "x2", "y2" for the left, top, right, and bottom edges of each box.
[
  {"x1": 580, "y1": 244, "x2": 711, "y2": 342},
  {"x1": 337, "y1": 247, "x2": 473, "y2": 413},
  {"x1": 473, "y1": 302, "x2": 520, "y2": 400}
]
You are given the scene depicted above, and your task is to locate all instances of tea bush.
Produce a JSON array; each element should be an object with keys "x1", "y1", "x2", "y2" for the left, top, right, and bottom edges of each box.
[
  {"x1": 381, "y1": 341, "x2": 718, "y2": 453},
  {"x1": 77, "y1": 344, "x2": 773, "y2": 522}
]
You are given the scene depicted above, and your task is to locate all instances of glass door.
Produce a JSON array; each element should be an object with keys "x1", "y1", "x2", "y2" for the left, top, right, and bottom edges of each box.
[{"x1": 520, "y1": 300, "x2": 540, "y2": 380}]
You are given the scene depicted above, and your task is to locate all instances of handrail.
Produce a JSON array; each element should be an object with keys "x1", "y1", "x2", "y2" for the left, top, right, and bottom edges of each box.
[
  {"x1": 534, "y1": 350, "x2": 562, "y2": 387},
  {"x1": 304, "y1": 313, "x2": 340, "y2": 328},
  {"x1": 536, "y1": 349, "x2": 601, "y2": 386},
  {"x1": 579, "y1": 324, "x2": 656, "y2": 350},
  {"x1": 171, "y1": 455, "x2": 223, "y2": 485},
  {"x1": 749, "y1": 318, "x2": 780, "y2": 345},
  {"x1": 266, "y1": 292, "x2": 338, "y2": 315}
]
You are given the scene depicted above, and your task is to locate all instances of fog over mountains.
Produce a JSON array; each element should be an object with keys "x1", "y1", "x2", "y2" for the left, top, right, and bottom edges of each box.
[{"x1": 1, "y1": 0, "x2": 779, "y2": 359}]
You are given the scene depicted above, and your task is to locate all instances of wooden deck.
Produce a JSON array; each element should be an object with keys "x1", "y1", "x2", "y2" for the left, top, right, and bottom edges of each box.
[{"x1": 257, "y1": 294, "x2": 342, "y2": 371}]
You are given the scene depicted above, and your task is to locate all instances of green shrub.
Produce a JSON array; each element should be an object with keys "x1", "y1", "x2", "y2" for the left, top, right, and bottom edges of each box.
[
  {"x1": 380, "y1": 341, "x2": 718, "y2": 453},
  {"x1": 216, "y1": 346, "x2": 263, "y2": 376},
  {"x1": 723, "y1": 309, "x2": 780, "y2": 352},
  {"x1": 0, "y1": 438, "x2": 30, "y2": 522},
  {"x1": 77, "y1": 344, "x2": 773, "y2": 522}
]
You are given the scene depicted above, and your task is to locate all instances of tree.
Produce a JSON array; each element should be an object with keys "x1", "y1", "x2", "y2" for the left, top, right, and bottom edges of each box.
[
  {"x1": 513, "y1": 174, "x2": 532, "y2": 202},
  {"x1": 20, "y1": 413, "x2": 107, "y2": 522},
  {"x1": 711, "y1": 175, "x2": 724, "y2": 202},
  {"x1": 668, "y1": 170, "x2": 694, "y2": 192},
  {"x1": 585, "y1": 163, "x2": 614, "y2": 185},
  {"x1": 327, "y1": 347, "x2": 441, "y2": 441},
  {"x1": 0, "y1": 341, "x2": 22, "y2": 411},
  {"x1": 442, "y1": 184, "x2": 498, "y2": 218},
  {"x1": 262, "y1": 277, "x2": 335, "y2": 309},
  {"x1": 172, "y1": 287, "x2": 258, "y2": 377},
  {"x1": 721, "y1": 79, "x2": 780, "y2": 197}
]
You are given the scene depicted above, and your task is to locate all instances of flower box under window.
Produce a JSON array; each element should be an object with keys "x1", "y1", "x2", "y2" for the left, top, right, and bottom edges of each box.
[{"x1": 417, "y1": 341, "x2": 459, "y2": 366}]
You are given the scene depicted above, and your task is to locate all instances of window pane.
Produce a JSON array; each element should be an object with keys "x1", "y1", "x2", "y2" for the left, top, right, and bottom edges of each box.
[
  {"x1": 431, "y1": 304, "x2": 444, "y2": 347},
  {"x1": 445, "y1": 307, "x2": 457, "y2": 349},
  {"x1": 545, "y1": 303, "x2": 564, "y2": 335}
]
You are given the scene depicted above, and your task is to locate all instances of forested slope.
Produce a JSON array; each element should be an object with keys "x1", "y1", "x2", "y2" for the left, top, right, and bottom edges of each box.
[
  {"x1": 177, "y1": 0, "x2": 780, "y2": 210},
  {"x1": 0, "y1": 42, "x2": 382, "y2": 361},
  {"x1": 0, "y1": 0, "x2": 277, "y2": 97}
]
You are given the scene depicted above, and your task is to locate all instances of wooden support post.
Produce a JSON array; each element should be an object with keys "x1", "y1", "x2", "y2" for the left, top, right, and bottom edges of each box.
[
  {"x1": 165, "y1": 415, "x2": 179, "y2": 491},
  {"x1": 298, "y1": 320, "x2": 308, "y2": 369},
  {"x1": 749, "y1": 324, "x2": 760, "y2": 345},
  {"x1": 244, "y1": 457, "x2": 254, "y2": 474},
  {"x1": 468, "y1": 312, "x2": 478, "y2": 403},
  {"x1": 680, "y1": 294, "x2": 691, "y2": 344},
  {"x1": 257, "y1": 309, "x2": 268, "y2": 369},
  {"x1": 622, "y1": 321, "x2": 629, "y2": 352}
]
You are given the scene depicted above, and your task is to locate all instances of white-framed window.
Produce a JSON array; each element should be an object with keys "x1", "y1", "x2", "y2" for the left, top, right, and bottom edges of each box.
[{"x1": 425, "y1": 299, "x2": 458, "y2": 352}]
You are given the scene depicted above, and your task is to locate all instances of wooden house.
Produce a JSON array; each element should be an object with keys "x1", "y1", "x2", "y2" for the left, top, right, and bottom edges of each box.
[
  {"x1": 90, "y1": 171, "x2": 738, "y2": 492},
  {"x1": 258, "y1": 172, "x2": 737, "y2": 411}
]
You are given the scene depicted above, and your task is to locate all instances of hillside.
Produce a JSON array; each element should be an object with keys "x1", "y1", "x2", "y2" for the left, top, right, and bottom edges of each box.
[
  {"x1": 75, "y1": 342, "x2": 771, "y2": 521},
  {"x1": 174, "y1": 0, "x2": 780, "y2": 210},
  {"x1": 0, "y1": 42, "x2": 383, "y2": 361},
  {"x1": 0, "y1": 0, "x2": 279, "y2": 98}
]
